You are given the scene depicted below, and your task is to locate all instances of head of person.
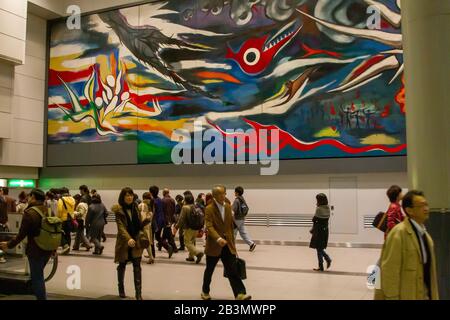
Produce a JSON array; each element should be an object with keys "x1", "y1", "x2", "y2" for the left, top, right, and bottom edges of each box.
[
  {"x1": 19, "y1": 191, "x2": 28, "y2": 203},
  {"x1": 79, "y1": 185, "x2": 89, "y2": 195},
  {"x1": 205, "y1": 193, "x2": 213, "y2": 205},
  {"x1": 92, "y1": 194, "x2": 102, "y2": 204},
  {"x1": 142, "y1": 192, "x2": 152, "y2": 202},
  {"x1": 73, "y1": 194, "x2": 82, "y2": 206},
  {"x1": 2, "y1": 187, "x2": 9, "y2": 196},
  {"x1": 316, "y1": 193, "x2": 328, "y2": 206},
  {"x1": 184, "y1": 193, "x2": 194, "y2": 205},
  {"x1": 387, "y1": 185, "x2": 403, "y2": 203},
  {"x1": 212, "y1": 185, "x2": 226, "y2": 205},
  {"x1": 119, "y1": 187, "x2": 135, "y2": 208},
  {"x1": 149, "y1": 186, "x2": 159, "y2": 198},
  {"x1": 162, "y1": 188, "x2": 170, "y2": 197},
  {"x1": 175, "y1": 194, "x2": 183, "y2": 204},
  {"x1": 402, "y1": 190, "x2": 430, "y2": 225},
  {"x1": 91, "y1": 189, "x2": 97, "y2": 196},
  {"x1": 183, "y1": 190, "x2": 193, "y2": 197},
  {"x1": 235, "y1": 186, "x2": 244, "y2": 197},
  {"x1": 29, "y1": 188, "x2": 45, "y2": 204},
  {"x1": 60, "y1": 187, "x2": 70, "y2": 196},
  {"x1": 46, "y1": 191, "x2": 55, "y2": 201}
]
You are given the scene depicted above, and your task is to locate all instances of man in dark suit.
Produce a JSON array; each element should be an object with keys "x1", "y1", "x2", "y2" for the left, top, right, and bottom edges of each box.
[{"x1": 201, "y1": 185, "x2": 251, "y2": 300}]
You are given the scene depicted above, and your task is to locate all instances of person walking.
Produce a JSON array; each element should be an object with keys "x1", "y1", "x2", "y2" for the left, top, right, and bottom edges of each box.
[
  {"x1": 232, "y1": 186, "x2": 256, "y2": 252},
  {"x1": 113, "y1": 187, "x2": 150, "y2": 300},
  {"x1": 201, "y1": 185, "x2": 251, "y2": 300},
  {"x1": 173, "y1": 193, "x2": 204, "y2": 264},
  {"x1": 86, "y1": 194, "x2": 107, "y2": 255},
  {"x1": 309, "y1": 193, "x2": 332, "y2": 271}
]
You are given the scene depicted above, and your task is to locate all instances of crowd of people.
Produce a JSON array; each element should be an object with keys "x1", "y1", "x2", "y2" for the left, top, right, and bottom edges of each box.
[{"x1": 0, "y1": 184, "x2": 440, "y2": 300}]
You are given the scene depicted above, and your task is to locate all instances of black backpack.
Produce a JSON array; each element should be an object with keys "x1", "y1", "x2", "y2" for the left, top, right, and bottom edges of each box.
[
  {"x1": 187, "y1": 204, "x2": 204, "y2": 230},
  {"x1": 235, "y1": 197, "x2": 249, "y2": 219}
]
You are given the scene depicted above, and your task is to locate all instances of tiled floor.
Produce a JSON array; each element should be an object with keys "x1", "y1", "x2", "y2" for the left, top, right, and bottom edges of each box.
[{"x1": 31, "y1": 239, "x2": 381, "y2": 300}]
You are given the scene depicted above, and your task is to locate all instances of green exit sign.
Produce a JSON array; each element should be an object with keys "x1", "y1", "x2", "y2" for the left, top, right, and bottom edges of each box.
[{"x1": 8, "y1": 179, "x2": 36, "y2": 188}]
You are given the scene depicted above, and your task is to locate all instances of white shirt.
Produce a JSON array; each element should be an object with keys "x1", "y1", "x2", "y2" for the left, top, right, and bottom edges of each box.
[
  {"x1": 410, "y1": 219, "x2": 428, "y2": 264},
  {"x1": 214, "y1": 199, "x2": 225, "y2": 222}
]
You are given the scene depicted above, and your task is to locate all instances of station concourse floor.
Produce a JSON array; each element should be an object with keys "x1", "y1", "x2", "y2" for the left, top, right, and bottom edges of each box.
[{"x1": 3, "y1": 240, "x2": 381, "y2": 300}]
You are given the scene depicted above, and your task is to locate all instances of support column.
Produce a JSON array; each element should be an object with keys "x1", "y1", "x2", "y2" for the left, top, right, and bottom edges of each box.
[{"x1": 402, "y1": 0, "x2": 450, "y2": 299}]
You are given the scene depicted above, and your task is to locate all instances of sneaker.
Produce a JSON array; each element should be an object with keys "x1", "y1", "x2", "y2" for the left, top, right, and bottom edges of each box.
[
  {"x1": 0, "y1": 257, "x2": 6, "y2": 263},
  {"x1": 313, "y1": 267, "x2": 324, "y2": 272},
  {"x1": 236, "y1": 293, "x2": 252, "y2": 300},
  {"x1": 201, "y1": 292, "x2": 211, "y2": 300},
  {"x1": 195, "y1": 252, "x2": 204, "y2": 264},
  {"x1": 186, "y1": 257, "x2": 195, "y2": 262},
  {"x1": 249, "y1": 243, "x2": 256, "y2": 252},
  {"x1": 367, "y1": 269, "x2": 377, "y2": 287},
  {"x1": 61, "y1": 245, "x2": 70, "y2": 255}
]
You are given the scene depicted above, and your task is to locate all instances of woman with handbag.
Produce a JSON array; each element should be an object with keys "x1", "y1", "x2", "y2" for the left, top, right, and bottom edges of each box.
[
  {"x1": 85, "y1": 194, "x2": 107, "y2": 255},
  {"x1": 113, "y1": 187, "x2": 150, "y2": 300},
  {"x1": 309, "y1": 193, "x2": 332, "y2": 272}
]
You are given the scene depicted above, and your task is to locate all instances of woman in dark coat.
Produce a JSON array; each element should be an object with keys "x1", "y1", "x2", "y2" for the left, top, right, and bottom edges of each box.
[
  {"x1": 112, "y1": 187, "x2": 150, "y2": 300},
  {"x1": 85, "y1": 194, "x2": 106, "y2": 254},
  {"x1": 309, "y1": 193, "x2": 332, "y2": 271}
]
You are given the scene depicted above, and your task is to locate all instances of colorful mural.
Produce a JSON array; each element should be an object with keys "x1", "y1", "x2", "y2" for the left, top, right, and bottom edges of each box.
[{"x1": 47, "y1": 0, "x2": 406, "y2": 164}]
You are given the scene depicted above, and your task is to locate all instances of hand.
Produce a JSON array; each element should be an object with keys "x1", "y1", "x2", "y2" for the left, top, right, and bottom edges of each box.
[
  {"x1": 218, "y1": 238, "x2": 227, "y2": 247},
  {"x1": 0, "y1": 242, "x2": 8, "y2": 251},
  {"x1": 128, "y1": 239, "x2": 136, "y2": 248}
]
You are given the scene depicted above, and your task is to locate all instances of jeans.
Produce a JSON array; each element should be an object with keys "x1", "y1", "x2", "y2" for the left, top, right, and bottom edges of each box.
[
  {"x1": 28, "y1": 255, "x2": 51, "y2": 300},
  {"x1": 202, "y1": 246, "x2": 246, "y2": 298},
  {"x1": 316, "y1": 249, "x2": 331, "y2": 268},
  {"x1": 73, "y1": 225, "x2": 90, "y2": 249},
  {"x1": 61, "y1": 220, "x2": 72, "y2": 248},
  {"x1": 233, "y1": 219, "x2": 254, "y2": 246}
]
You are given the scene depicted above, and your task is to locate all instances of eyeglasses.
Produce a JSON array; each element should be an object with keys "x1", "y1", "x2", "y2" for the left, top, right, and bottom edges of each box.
[{"x1": 412, "y1": 203, "x2": 429, "y2": 209}]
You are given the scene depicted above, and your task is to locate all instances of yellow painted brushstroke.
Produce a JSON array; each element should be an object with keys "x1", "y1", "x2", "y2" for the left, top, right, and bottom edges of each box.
[
  {"x1": 360, "y1": 134, "x2": 400, "y2": 145},
  {"x1": 314, "y1": 127, "x2": 340, "y2": 138},
  {"x1": 202, "y1": 79, "x2": 223, "y2": 84},
  {"x1": 127, "y1": 74, "x2": 159, "y2": 86},
  {"x1": 50, "y1": 53, "x2": 83, "y2": 71},
  {"x1": 48, "y1": 115, "x2": 190, "y2": 139}
]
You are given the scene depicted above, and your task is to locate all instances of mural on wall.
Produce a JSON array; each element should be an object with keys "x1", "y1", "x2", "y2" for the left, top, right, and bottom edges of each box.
[{"x1": 47, "y1": 0, "x2": 406, "y2": 163}]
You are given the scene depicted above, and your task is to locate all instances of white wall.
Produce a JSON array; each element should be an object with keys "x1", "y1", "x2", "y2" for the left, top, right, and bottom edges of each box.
[
  {"x1": 0, "y1": 0, "x2": 27, "y2": 64},
  {"x1": 0, "y1": 13, "x2": 46, "y2": 168}
]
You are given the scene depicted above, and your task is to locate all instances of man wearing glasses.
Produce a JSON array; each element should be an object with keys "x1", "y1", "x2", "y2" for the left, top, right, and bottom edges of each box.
[{"x1": 377, "y1": 190, "x2": 439, "y2": 300}]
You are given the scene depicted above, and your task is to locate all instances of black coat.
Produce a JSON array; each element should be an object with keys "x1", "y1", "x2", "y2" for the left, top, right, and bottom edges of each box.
[
  {"x1": 86, "y1": 203, "x2": 107, "y2": 239},
  {"x1": 309, "y1": 216, "x2": 329, "y2": 250}
]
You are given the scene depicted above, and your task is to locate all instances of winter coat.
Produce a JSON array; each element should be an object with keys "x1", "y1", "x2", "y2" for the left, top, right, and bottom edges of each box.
[
  {"x1": 113, "y1": 204, "x2": 147, "y2": 263},
  {"x1": 309, "y1": 216, "x2": 329, "y2": 250},
  {"x1": 86, "y1": 203, "x2": 107, "y2": 239}
]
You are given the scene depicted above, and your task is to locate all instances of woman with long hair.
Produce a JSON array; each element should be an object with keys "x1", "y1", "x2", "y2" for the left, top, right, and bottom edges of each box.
[{"x1": 113, "y1": 187, "x2": 150, "y2": 300}]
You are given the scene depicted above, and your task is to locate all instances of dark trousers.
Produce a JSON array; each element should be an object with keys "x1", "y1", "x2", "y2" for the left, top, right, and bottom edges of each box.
[
  {"x1": 317, "y1": 249, "x2": 331, "y2": 268},
  {"x1": 179, "y1": 228, "x2": 185, "y2": 248},
  {"x1": 28, "y1": 255, "x2": 51, "y2": 300},
  {"x1": 164, "y1": 226, "x2": 177, "y2": 251},
  {"x1": 155, "y1": 227, "x2": 171, "y2": 251},
  {"x1": 117, "y1": 257, "x2": 142, "y2": 295},
  {"x1": 202, "y1": 245, "x2": 246, "y2": 298},
  {"x1": 61, "y1": 220, "x2": 72, "y2": 248},
  {"x1": 73, "y1": 225, "x2": 90, "y2": 249}
]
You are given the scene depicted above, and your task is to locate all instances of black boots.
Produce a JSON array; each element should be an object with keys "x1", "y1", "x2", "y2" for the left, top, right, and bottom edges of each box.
[
  {"x1": 133, "y1": 263, "x2": 142, "y2": 300},
  {"x1": 117, "y1": 264, "x2": 126, "y2": 298}
]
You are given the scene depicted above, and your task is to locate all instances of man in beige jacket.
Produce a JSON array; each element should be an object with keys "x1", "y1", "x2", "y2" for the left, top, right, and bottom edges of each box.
[{"x1": 377, "y1": 190, "x2": 439, "y2": 300}]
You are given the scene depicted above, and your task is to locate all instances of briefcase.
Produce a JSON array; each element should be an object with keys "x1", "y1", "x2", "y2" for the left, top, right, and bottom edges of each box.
[{"x1": 224, "y1": 257, "x2": 247, "y2": 280}]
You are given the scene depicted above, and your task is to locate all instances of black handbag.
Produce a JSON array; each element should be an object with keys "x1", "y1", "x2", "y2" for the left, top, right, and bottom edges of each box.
[
  {"x1": 372, "y1": 211, "x2": 388, "y2": 232},
  {"x1": 224, "y1": 257, "x2": 247, "y2": 280}
]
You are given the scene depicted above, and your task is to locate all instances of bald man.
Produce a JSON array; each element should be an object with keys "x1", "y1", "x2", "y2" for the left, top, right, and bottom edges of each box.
[{"x1": 201, "y1": 185, "x2": 251, "y2": 300}]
